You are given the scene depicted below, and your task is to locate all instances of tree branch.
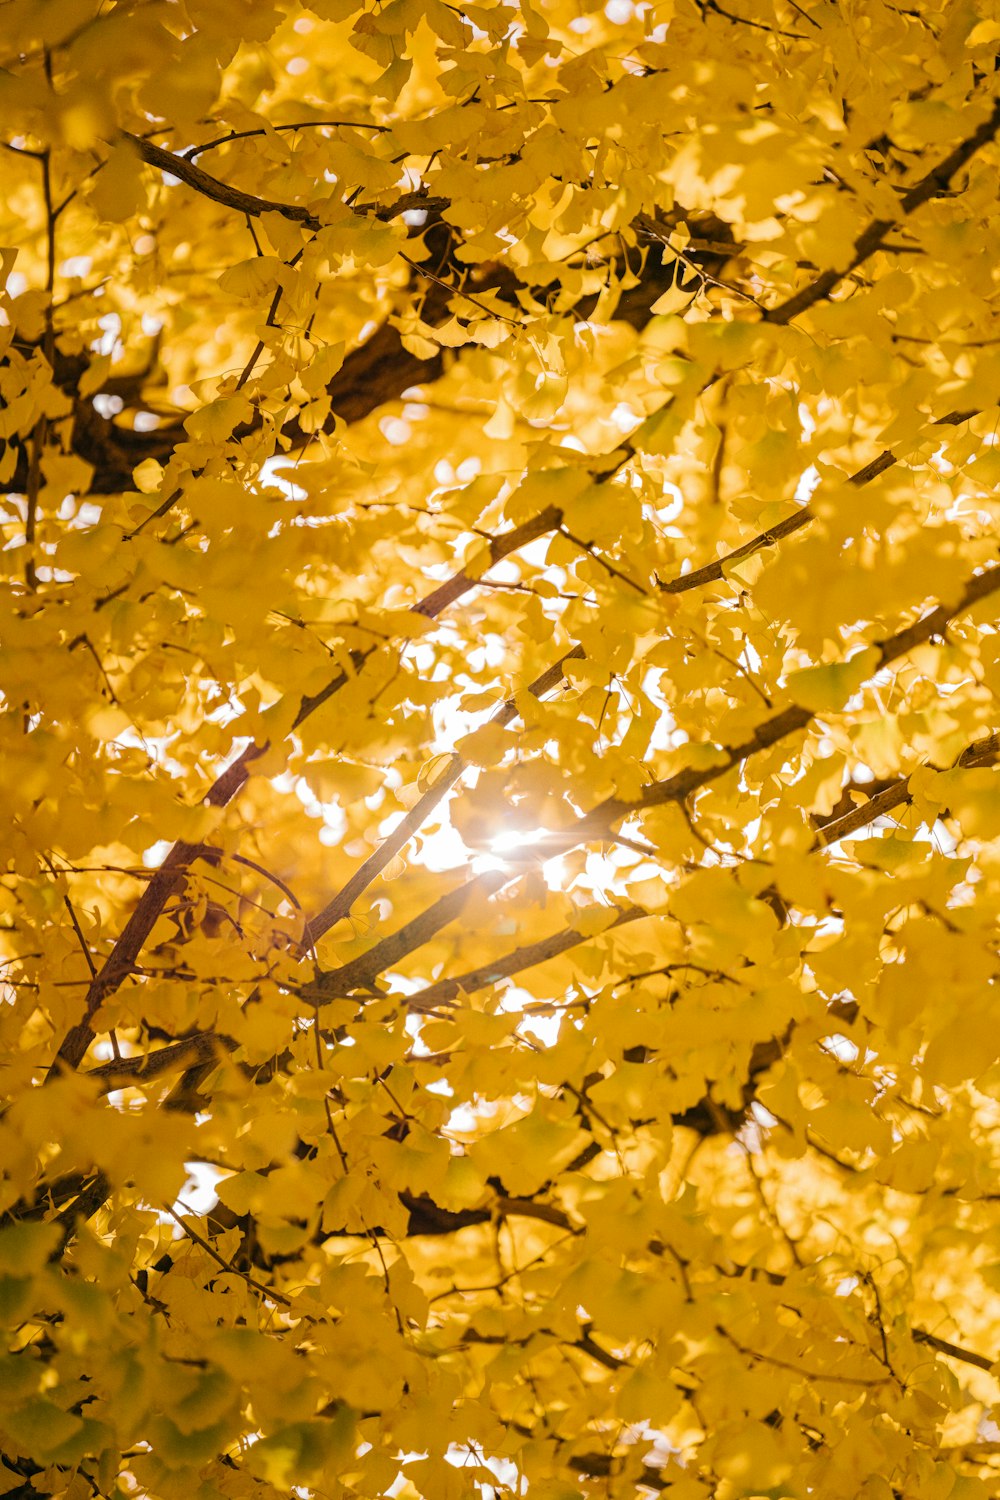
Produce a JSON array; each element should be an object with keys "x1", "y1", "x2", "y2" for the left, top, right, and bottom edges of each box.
[
  {"x1": 121, "y1": 132, "x2": 446, "y2": 230},
  {"x1": 658, "y1": 409, "x2": 977, "y2": 597},
  {"x1": 910, "y1": 1328, "x2": 994, "y2": 1374},
  {"x1": 813, "y1": 729, "x2": 1000, "y2": 846},
  {"x1": 47, "y1": 506, "x2": 574, "y2": 1071},
  {"x1": 293, "y1": 502, "x2": 567, "y2": 727},
  {"x1": 84, "y1": 1031, "x2": 225, "y2": 1093},
  {"x1": 600, "y1": 562, "x2": 1000, "y2": 828},
  {"x1": 303, "y1": 565, "x2": 1000, "y2": 1019},
  {"x1": 396, "y1": 904, "x2": 646, "y2": 1012},
  {"x1": 302, "y1": 645, "x2": 585, "y2": 948},
  {"x1": 765, "y1": 94, "x2": 1000, "y2": 325},
  {"x1": 301, "y1": 871, "x2": 508, "y2": 1001}
]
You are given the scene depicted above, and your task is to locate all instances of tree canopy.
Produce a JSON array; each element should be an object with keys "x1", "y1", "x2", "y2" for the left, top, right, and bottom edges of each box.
[{"x1": 3, "y1": 0, "x2": 1000, "y2": 1496}]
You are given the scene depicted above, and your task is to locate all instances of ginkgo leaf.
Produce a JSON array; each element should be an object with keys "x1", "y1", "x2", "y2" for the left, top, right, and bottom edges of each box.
[
  {"x1": 785, "y1": 648, "x2": 879, "y2": 714},
  {"x1": 245, "y1": 1414, "x2": 355, "y2": 1488},
  {"x1": 91, "y1": 141, "x2": 146, "y2": 223}
]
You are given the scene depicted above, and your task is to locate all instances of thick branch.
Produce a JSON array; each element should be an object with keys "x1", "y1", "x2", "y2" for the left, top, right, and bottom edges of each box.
[
  {"x1": 302, "y1": 645, "x2": 584, "y2": 948},
  {"x1": 9, "y1": 102, "x2": 987, "y2": 505},
  {"x1": 49, "y1": 743, "x2": 265, "y2": 1073},
  {"x1": 84, "y1": 1031, "x2": 225, "y2": 1092},
  {"x1": 764, "y1": 95, "x2": 1000, "y2": 325},
  {"x1": 301, "y1": 871, "x2": 508, "y2": 1001},
  {"x1": 331, "y1": 562, "x2": 991, "y2": 1032},
  {"x1": 600, "y1": 562, "x2": 1000, "y2": 829},
  {"x1": 814, "y1": 730, "x2": 1000, "y2": 846},
  {"x1": 122, "y1": 132, "x2": 445, "y2": 230},
  {"x1": 49, "y1": 506, "x2": 570, "y2": 1071},
  {"x1": 2, "y1": 211, "x2": 730, "y2": 496},
  {"x1": 911, "y1": 1327, "x2": 995, "y2": 1374},
  {"x1": 395, "y1": 904, "x2": 646, "y2": 1012},
  {"x1": 658, "y1": 409, "x2": 977, "y2": 597},
  {"x1": 293, "y1": 502, "x2": 566, "y2": 726}
]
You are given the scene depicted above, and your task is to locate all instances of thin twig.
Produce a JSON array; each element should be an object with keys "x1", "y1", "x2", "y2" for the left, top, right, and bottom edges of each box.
[{"x1": 164, "y1": 1202, "x2": 293, "y2": 1308}]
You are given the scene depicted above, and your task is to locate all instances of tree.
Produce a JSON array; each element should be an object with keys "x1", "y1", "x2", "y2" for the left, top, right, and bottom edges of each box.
[{"x1": 2, "y1": 0, "x2": 1000, "y2": 1494}]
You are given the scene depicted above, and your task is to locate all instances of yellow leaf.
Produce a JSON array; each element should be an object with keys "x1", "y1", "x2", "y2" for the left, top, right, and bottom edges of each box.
[
  {"x1": 91, "y1": 140, "x2": 145, "y2": 222},
  {"x1": 785, "y1": 648, "x2": 879, "y2": 714}
]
